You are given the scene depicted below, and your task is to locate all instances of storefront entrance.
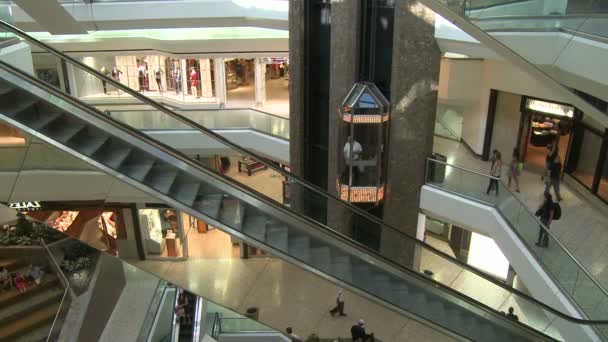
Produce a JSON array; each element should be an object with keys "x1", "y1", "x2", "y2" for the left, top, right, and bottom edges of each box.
[{"x1": 517, "y1": 97, "x2": 577, "y2": 174}]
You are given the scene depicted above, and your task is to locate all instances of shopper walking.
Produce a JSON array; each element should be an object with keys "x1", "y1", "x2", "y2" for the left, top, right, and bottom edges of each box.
[
  {"x1": 508, "y1": 148, "x2": 521, "y2": 193},
  {"x1": 486, "y1": 150, "x2": 502, "y2": 196},
  {"x1": 329, "y1": 289, "x2": 347, "y2": 317},
  {"x1": 535, "y1": 192, "x2": 554, "y2": 248},
  {"x1": 545, "y1": 156, "x2": 563, "y2": 202}
]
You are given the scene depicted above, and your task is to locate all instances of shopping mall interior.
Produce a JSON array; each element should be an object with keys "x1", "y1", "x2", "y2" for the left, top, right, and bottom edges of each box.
[{"x1": 0, "y1": 0, "x2": 608, "y2": 341}]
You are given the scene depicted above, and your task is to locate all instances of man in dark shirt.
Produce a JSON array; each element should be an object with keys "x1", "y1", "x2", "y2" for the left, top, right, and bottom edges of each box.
[
  {"x1": 351, "y1": 319, "x2": 374, "y2": 341},
  {"x1": 506, "y1": 307, "x2": 519, "y2": 321}
]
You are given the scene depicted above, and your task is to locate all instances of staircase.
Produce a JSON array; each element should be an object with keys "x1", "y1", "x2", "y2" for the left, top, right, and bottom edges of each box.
[{"x1": 0, "y1": 259, "x2": 63, "y2": 341}]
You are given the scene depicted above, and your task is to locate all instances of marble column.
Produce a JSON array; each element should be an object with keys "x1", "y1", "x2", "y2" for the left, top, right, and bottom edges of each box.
[
  {"x1": 214, "y1": 58, "x2": 226, "y2": 107},
  {"x1": 381, "y1": 0, "x2": 441, "y2": 267},
  {"x1": 254, "y1": 57, "x2": 266, "y2": 107},
  {"x1": 288, "y1": 0, "x2": 306, "y2": 178},
  {"x1": 326, "y1": 0, "x2": 361, "y2": 235}
]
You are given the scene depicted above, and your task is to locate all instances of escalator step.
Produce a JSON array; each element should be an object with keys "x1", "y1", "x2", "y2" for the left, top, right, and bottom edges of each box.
[
  {"x1": 243, "y1": 216, "x2": 267, "y2": 241},
  {"x1": 266, "y1": 224, "x2": 288, "y2": 252}
]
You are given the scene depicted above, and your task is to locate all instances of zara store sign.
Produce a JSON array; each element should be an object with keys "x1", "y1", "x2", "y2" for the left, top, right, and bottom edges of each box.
[{"x1": 9, "y1": 201, "x2": 42, "y2": 210}]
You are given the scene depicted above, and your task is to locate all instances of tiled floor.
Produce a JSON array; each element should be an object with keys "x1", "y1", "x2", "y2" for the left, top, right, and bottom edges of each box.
[{"x1": 129, "y1": 257, "x2": 457, "y2": 342}]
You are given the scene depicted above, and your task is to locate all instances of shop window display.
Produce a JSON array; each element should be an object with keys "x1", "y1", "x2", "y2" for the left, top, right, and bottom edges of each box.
[
  {"x1": 75, "y1": 55, "x2": 216, "y2": 104},
  {"x1": 139, "y1": 208, "x2": 185, "y2": 258}
]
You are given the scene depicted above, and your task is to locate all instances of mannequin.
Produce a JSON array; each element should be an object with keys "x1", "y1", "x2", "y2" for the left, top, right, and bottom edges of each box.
[
  {"x1": 137, "y1": 63, "x2": 147, "y2": 94},
  {"x1": 100, "y1": 66, "x2": 109, "y2": 94},
  {"x1": 173, "y1": 67, "x2": 182, "y2": 95},
  {"x1": 154, "y1": 66, "x2": 163, "y2": 93},
  {"x1": 190, "y1": 67, "x2": 198, "y2": 98}
]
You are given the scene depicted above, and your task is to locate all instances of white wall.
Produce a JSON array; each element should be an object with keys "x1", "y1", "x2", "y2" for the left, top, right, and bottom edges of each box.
[
  {"x1": 0, "y1": 42, "x2": 34, "y2": 75},
  {"x1": 439, "y1": 58, "x2": 572, "y2": 155},
  {"x1": 490, "y1": 91, "x2": 522, "y2": 159}
]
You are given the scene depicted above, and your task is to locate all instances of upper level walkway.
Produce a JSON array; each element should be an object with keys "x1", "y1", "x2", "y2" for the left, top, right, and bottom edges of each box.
[{"x1": 433, "y1": 136, "x2": 608, "y2": 292}]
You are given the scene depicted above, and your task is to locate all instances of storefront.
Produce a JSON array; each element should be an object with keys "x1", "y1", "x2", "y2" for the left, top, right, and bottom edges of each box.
[
  {"x1": 68, "y1": 54, "x2": 217, "y2": 104},
  {"x1": 13, "y1": 201, "x2": 138, "y2": 258},
  {"x1": 44, "y1": 53, "x2": 289, "y2": 113},
  {"x1": 138, "y1": 205, "x2": 187, "y2": 259},
  {"x1": 516, "y1": 97, "x2": 578, "y2": 173}
]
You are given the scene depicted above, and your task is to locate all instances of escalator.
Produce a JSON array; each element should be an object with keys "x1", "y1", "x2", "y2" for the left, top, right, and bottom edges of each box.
[{"x1": 0, "y1": 22, "x2": 602, "y2": 341}]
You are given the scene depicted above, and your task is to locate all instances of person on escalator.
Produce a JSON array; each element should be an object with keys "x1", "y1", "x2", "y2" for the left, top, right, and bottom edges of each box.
[
  {"x1": 506, "y1": 307, "x2": 519, "y2": 321},
  {"x1": 176, "y1": 291, "x2": 192, "y2": 325}
]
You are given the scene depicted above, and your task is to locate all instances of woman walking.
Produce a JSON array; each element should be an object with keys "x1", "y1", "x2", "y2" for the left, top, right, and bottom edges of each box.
[
  {"x1": 486, "y1": 150, "x2": 502, "y2": 196},
  {"x1": 508, "y1": 148, "x2": 521, "y2": 193}
]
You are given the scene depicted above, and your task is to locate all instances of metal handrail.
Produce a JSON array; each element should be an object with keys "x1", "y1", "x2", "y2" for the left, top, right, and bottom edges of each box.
[
  {"x1": 211, "y1": 312, "x2": 220, "y2": 338},
  {"x1": 426, "y1": 157, "x2": 608, "y2": 300},
  {"x1": 40, "y1": 238, "x2": 71, "y2": 289},
  {"x1": 40, "y1": 238, "x2": 71, "y2": 342},
  {"x1": 0, "y1": 62, "x2": 558, "y2": 340},
  {"x1": 110, "y1": 107, "x2": 290, "y2": 121},
  {"x1": 0, "y1": 42, "x2": 601, "y2": 330}
]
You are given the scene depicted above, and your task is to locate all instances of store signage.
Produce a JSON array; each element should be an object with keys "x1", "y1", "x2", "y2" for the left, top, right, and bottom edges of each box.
[
  {"x1": 9, "y1": 201, "x2": 42, "y2": 210},
  {"x1": 261, "y1": 57, "x2": 288, "y2": 64},
  {"x1": 525, "y1": 99, "x2": 574, "y2": 118}
]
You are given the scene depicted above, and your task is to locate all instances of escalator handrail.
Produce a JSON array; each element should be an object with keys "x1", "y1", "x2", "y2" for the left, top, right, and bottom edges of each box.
[
  {"x1": 110, "y1": 107, "x2": 290, "y2": 121},
  {"x1": 0, "y1": 63, "x2": 600, "y2": 338},
  {"x1": 0, "y1": 21, "x2": 575, "y2": 320},
  {"x1": 0, "y1": 43, "x2": 600, "y2": 330},
  {"x1": 426, "y1": 157, "x2": 608, "y2": 301}
]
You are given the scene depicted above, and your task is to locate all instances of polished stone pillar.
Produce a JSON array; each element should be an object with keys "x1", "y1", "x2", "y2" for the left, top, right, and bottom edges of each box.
[
  {"x1": 254, "y1": 57, "x2": 266, "y2": 107},
  {"x1": 381, "y1": 0, "x2": 441, "y2": 267},
  {"x1": 214, "y1": 58, "x2": 226, "y2": 107},
  {"x1": 326, "y1": 0, "x2": 361, "y2": 235},
  {"x1": 288, "y1": 0, "x2": 306, "y2": 177}
]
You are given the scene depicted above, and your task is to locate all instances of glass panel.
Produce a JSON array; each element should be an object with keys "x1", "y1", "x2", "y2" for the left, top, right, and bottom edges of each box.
[{"x1": 107, "y1": 108, "x2": 289, "y2": 140}]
